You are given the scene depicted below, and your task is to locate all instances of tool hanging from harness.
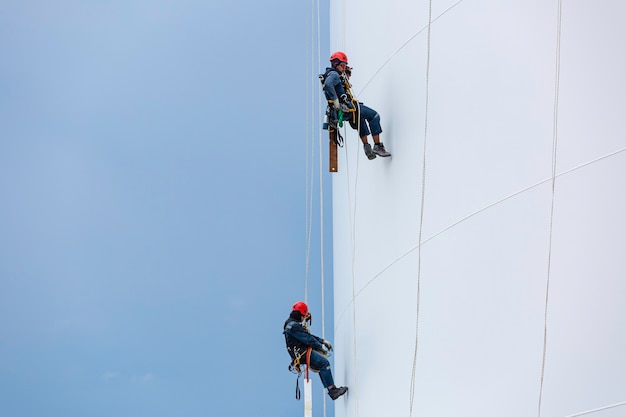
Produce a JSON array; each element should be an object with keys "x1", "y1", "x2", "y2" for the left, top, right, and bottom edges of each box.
[
  {"x1": 319, "y1": 68, "x2": 359, "y2": 146},
  {"x1": 289, "y1": 345, "x2": 331, "y2": 400}
]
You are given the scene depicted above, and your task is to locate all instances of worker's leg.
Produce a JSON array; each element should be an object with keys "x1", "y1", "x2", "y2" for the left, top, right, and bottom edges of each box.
[
  {"x1": 307, "y1": 350, "x2": 335, "y2": 388},
  {"x1": 358, "y1": 104, "x2": 382, "y2": 138},
  {"x1": 359, "y1": 105, "x2": 389, "y2": 156}
]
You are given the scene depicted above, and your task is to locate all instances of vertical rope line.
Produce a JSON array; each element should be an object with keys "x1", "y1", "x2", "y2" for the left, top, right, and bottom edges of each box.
[
  {"x1": 341, "y1": 0, "x2": 346, "y2": 51},
  {"x1": 350, "y1": 122, "x2": 361, "y2": 417},
  {"x1": 315, "y1": 2, "x2": 327, "y2": 416},
  {"x1": 339, "y1": 115, "x2": 357, "y2": 417},
  {"x1": 346, "y1": 46, "x2": 362, "y2": 417},
  {"x1": 336, "y1": 2, "x2": 359, "y2": 415},
  {"x1": 339, "y1": 112, "x2": 356, "y2": 401},
  {"x1": 538, "y1": 1, "x2": 562, "y2": 416},
  {"x1": 348, "y1": 83, "x2": 362, "y2": 417},
  {"x1": 317, "y1": 0, "x2": 325, "y2": 342},
  {"x1": 305, "y1": 0, "x2": 314, "y2": 304},
  {"x1": 409, "y1": 1, "x2": 433, "y2": 415}
]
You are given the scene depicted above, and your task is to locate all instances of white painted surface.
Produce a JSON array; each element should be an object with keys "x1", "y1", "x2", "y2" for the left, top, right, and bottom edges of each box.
[{"x1": 330, "y1": 1, "x2": 626, "y2": 417}]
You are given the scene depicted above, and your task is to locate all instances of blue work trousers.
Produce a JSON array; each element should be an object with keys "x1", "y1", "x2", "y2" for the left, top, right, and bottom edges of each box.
[
  {"x1": 357, "y1": 104, "x2": 382, "y2": 137},
  {"x1": 307, "y1": 350, "x2": 334, "y2": 388}
]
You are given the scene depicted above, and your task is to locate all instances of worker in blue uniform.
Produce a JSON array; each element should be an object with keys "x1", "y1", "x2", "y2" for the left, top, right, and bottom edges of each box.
[
  {"x1": 321, "y1": 51, "x2": 391, "y2": 160},
  {"x1": 284, "y1": 301, "x2": 348, "y2": 400}
]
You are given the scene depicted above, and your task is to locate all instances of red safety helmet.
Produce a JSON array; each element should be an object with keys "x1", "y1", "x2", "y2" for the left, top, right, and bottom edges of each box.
[
  {"x1": 292, "y1": 301, "x2": 309, "y2": 316},
  {"x1": 330, "y1": 51, "x2": 348, "y2": 64}
]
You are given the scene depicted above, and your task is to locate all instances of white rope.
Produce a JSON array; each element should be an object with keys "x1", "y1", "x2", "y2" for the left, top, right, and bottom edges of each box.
[
  {"x1": 349, "y1": 80, "x2": 362, "y2": 417},
  {"x1": 306, "y1": 1, "x2": 329, "y2": 415},
  {"x1": 334, "y1": 2, "x2": 360, "y2": 415},
  {"x1": 561, "y1": 401, "x2": 626, "y2": 417},
  {"x1": 333, "y1": 147, "x2": 626, "y2": 330},
  {"x1": 409, "y1": 0, "x2": 433, "y2": 415},
  {"x1": 304, "y1": 0, "x2": 316, "y2": 305},
  {"x1": 316, "y1": 0, "x2": 325, "y2": 342},
  {"x1": 333, "y1": 98, "x2": 358, "y2": 417},
  {"x1": 334, "y1": 92, "x2": 358, "y2": 417},
  {"x1": 349, "y1": 123, "x2": 361, "y2": 417},
  {"x1": 315, "y1": 2, "x2": 328, "y2": 416},
  {"x1": 341, "y1": 0, "x2": 346, "y2": 51},
  {"x1": 538, "y1": 1, "x2": 562, "y2": 415}
]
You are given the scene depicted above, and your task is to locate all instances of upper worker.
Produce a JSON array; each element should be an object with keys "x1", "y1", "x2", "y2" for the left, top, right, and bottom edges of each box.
[{"x1": 321, "y1": 51, "x2": 391, "y2": 160}]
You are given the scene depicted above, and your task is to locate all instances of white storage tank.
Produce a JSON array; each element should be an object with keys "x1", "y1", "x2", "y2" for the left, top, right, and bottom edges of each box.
[{"x1": 329, "y1": 1, "x2": 626, "y2": 416}]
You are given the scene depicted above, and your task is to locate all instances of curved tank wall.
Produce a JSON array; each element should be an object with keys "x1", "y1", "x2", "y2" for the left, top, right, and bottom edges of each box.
[{"x1": 330, "y1": 1, "x2": 626, "y2": 417}]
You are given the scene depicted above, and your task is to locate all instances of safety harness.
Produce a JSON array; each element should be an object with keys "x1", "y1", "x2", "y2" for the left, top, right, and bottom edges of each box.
[
  {"x1": 290, "y1": 346, "x2": 313, "y2": 400},
  {"x1": 319, "y1": 68, "x2": 359, "y2": 146},
  {"x1": 285, "y1": 318, "x2": 326, "y2": 400}
]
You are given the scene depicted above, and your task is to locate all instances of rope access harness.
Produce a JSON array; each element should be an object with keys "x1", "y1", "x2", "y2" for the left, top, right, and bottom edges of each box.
[{"x1": 290, "y1": 347, "x2": 313, "y2": 400}]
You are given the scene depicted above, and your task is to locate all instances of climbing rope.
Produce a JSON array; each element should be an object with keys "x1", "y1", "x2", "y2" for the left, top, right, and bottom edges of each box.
[
  {"x1": 346, "y1": 142, "x2": 361, "y2": 417},
  {"x1": 563, "y1": 401, "x2": 626, "y2": 417},
  {"x1": 349, "y1": 118, "x2": 361, "y2": 417},
  {"x1": 306, "y1": 0, "x2": 331, "y2": 415},
  {"x1": 333, "y1": 2, "x2": 362, "y2": 417},
  {"x1": 315, "y1": 0, "x2": 325, "y2": 340},
  {"x1": 409, "y1": 1, "x2": 433, "y2": 416},
  {"x1": 333, "y1": 71, "x2": 360, "y2": 417},
  {"x1": 537, "y1": 1, "x2": 562, "y2": 416},
  {"x1": 304, "y1": 0, "x2": 316, "y2": 305},
  {"x1": 314, "y1": 1, "x2": 329, "y2": 415}
]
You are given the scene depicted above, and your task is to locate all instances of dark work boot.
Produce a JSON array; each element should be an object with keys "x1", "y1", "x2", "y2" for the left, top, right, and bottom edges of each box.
[
  {"x1": 373, "y1": 142, "x2": 391, "y2": 157},
  {"x1": 363, "y1": 143, "x2": 376, "y2": 160},
  {"x1": 328, "y1": 386, "x2": 348, "y2": 400}
]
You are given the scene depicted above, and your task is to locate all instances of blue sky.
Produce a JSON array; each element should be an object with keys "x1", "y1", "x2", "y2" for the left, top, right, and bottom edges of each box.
[{"x1": 0, "y1": 1, "x2": 333, "y2": 416}]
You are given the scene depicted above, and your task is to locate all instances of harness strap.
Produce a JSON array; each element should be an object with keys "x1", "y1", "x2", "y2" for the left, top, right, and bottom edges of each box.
[
  {"x1": 293, "y1": 347, "x2": 313, "y2": 400},
  {"x1": 335, "y1": 129, "x2": 344, "y2": 146},
  {"x1": 305, "y1": 347, "x2": 312, "y2": 381},
  {"x1": 296, "y1": 376, "x2": 301, "y2": 400}
]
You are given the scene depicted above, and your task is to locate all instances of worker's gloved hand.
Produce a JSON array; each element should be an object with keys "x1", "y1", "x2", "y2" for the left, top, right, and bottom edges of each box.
[
  {"x1": 332, "y1": 99, "x2": 341, "y2": 110},
  {"x1": 322, "y1": 340, "x2": 333, "y2": 352}
]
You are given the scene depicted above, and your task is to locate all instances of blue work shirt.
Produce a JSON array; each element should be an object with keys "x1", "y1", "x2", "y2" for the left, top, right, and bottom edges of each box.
[
  {"x1": 322, "y1": 67, "x2": 346, "y2": 101},
  {"x1": 283, "y1": 317, "x2": 325, "y2": 360}
]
